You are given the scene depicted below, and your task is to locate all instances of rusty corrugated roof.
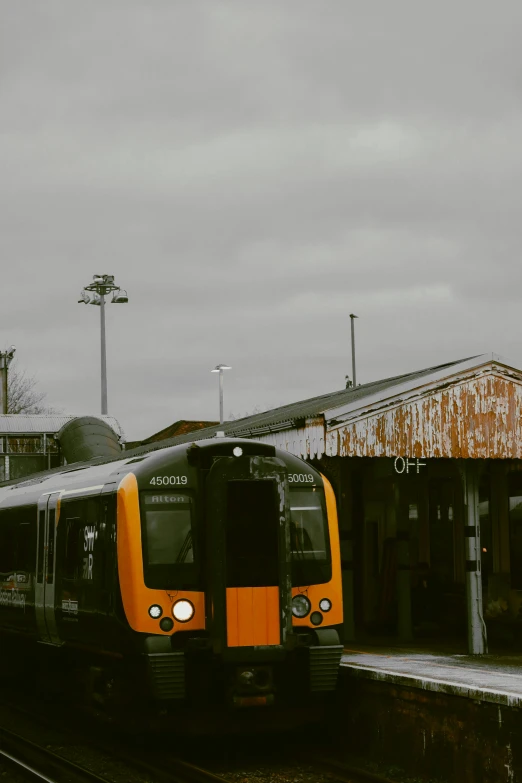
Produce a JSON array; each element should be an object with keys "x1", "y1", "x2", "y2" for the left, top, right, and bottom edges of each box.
[
  {"x1": 142, "y1": 419, "x2": 219, "y2": 443},
  {"x1": 123, "y1": 355, "x2": 484, "y2": 456},
  {"x1": 125, "y1": 420, "x2": 219, "y2": 449},
  {"x1": 327, "y1": 357, "x2": 522, "y2": 459}
]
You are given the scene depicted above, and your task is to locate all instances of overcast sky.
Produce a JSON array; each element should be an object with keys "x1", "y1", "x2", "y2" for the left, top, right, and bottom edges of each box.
[{"x1": 2, "y1": 1, "x2": 522, "y2": 440}]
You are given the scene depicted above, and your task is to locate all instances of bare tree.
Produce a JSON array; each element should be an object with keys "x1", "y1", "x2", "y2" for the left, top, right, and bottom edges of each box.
[
  {"x1": 228, "y1": 404, "x2": 265, "y2": 421},
  {"x1": 6, "y1": 360, "x2": 60, "y2": 415}
]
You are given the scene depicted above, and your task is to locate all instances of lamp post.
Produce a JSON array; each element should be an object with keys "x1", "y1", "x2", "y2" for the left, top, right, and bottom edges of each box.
[
  {"x1": 78, "y1": 275, "x2": 128, "y2": 415},
  {"x1": 211, "y1": 364, "x2": 231, "y2": 424},
  {"x1": 0, "y1": 346, "x2": 16, "y2": 414},
  {"x1": 350, "y1": 313, "x2": 358, "y2": 387}
]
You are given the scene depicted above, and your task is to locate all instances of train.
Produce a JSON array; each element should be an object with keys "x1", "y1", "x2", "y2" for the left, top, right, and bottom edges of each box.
[{"x1": 0, "y1": 435, "x2": 343, "y2": 729}]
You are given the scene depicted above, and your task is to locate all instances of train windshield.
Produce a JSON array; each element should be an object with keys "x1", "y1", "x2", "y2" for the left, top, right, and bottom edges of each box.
[
  {"x1": 140, "y1": 492, "x2": 199, "y2": 589},
  {"x1": 290, "y1": 488, "x2": 332, "y2": 586}
]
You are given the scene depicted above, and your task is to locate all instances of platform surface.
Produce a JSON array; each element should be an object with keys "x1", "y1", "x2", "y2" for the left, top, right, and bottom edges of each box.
[{"x1": 341, "y1": 644, "x2": 522, "y2": 707}]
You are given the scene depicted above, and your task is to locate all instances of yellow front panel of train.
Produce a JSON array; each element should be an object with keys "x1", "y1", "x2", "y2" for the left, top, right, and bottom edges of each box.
[{"x1": 226, "y1": 586, "x2": 280, "y2": 647}]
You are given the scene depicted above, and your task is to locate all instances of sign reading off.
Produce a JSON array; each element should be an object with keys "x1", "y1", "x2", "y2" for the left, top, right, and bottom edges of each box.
[{"x1": 394, "y1": 457, "x2": 426, "y2": 474}]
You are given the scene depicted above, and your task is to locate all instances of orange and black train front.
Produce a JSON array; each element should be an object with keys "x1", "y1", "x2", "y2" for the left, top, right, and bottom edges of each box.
[{"x1": 116, "y1": 437, "x2": 343, "y2": 711}]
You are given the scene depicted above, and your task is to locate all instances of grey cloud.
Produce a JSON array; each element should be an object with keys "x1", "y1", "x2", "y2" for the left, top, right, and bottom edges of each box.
[{"x1": 2, "y1": 1, "x2": 522, "y2": 439}]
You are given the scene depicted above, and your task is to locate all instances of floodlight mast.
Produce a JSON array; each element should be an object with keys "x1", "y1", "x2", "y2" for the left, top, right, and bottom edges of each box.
[{"x1": 77, "y1": 275, "x2": 128, "y2": 415}]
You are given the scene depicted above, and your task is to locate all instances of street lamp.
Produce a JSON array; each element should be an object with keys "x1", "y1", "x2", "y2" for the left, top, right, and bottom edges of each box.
[
  {"x1": 211, "y1": 364, "x2": 231, "y2": 424},
  {"x1": 350, "y1": 313, "x2": 358, "y2": 387},
  {"x1": 0, "y1": 346, "x2": 16, "y2": 414},
  {"x1": 78, "y1": 275, "x2": 128, "y2": 415}
]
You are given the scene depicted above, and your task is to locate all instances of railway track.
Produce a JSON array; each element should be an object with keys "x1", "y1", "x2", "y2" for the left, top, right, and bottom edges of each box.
[
  {"x1": 0, "y1": 718, "x2": 228, "y2": 783},
  {"x1": 0, "y1": 725, "x2": 109, "y2": 782},
  {"x1": 302, "y1": 752, "x2": 400, "y2": 783},
  {"x1": 1, "y1": 722, "x2": 402, "y2": 783},
  {"x1": 0, "y1": 694, "x2": 403, "y2": 783}
]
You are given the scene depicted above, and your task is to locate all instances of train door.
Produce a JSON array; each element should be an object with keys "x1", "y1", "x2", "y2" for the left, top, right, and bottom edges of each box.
[
  {"x1": 35, "y1": 492, "x2": 62, "y2": 645},
  {"x1": 56, "y1": 489, "x2": 106, "y2": 646},
  {"x1": 205, "y1": 455, "x2": 292, "y2": 652}
]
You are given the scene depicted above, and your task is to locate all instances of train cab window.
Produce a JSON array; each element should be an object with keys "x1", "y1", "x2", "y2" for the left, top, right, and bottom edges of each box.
[
  {"x1": 140, "y1": 493, "x2": 198, "y2": 589},
  {"x1": 290, "y1": 488, "x2": 332, "y2": 586},
  {"x1": 145, "y1": 505, "x2": 193, "y2": 565}
]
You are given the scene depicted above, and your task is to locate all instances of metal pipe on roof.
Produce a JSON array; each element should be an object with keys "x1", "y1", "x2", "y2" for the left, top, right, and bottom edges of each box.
[{"x1": 57, "y1": 416, "x2": 123, "y2": 463}]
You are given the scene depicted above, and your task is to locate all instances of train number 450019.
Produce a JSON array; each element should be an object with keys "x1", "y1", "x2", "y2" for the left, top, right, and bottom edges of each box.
[{"x1": 149, "y1": 476, "x2": 188, "y2": 485}]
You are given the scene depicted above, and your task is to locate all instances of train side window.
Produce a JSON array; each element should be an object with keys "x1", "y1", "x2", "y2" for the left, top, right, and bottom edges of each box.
[
  {"x1": 16, "y1": 522, "x2": 34, "y2": 573},
  {"x1": 0, "y1": 508, "x2": 36, "y2": 577},
  {"x1": 0, "y1": 517, "x2": 15, "y2": 574},
  {"x1": 64, "y1": 518, "x2": 81, "y2": 580},
  {"x1": 61, "y1": 497, "x2": 101, "y2": 583},
  {"x1": 98, "y1": 500, "x2": 111, "y2": 590}
]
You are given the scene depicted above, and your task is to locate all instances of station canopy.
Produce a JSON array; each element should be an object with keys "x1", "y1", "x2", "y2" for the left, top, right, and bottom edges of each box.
[{"x1": 127, "y1": 354, "x2": 522, "y2": 461}]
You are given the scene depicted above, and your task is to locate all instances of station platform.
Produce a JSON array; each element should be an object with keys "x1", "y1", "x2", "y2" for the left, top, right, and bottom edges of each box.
[
  {"x1": 335, "y1": 642, "x2": 522, "y2": 782},
  {"x1": 341, "y1": 643, "x2": 522, "y2": 707}
]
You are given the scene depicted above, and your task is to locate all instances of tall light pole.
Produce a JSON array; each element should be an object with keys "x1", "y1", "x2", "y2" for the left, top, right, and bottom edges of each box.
[
  {"x1": 211, "y1": 364, "x2": 231, "y2": 424},
  {"x1": 350, "y1": 313, "x2": 358, "y2": 387},
  {"x1": 0, "y1": 346, "x2": 16, "y2": 414},
  {"x1": 78, "y1": 275, "x2": 128, "y2": 415}
]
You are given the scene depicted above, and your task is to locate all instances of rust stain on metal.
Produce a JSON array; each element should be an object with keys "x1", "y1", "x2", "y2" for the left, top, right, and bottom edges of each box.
[{"x1": 335, "y1": 373, "x2": 522, "y2": 459}]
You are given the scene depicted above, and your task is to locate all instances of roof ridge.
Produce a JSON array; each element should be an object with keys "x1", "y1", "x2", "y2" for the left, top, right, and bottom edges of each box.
[{"x1": 223, "y1": 355, "x2": 479, "y2": 427}]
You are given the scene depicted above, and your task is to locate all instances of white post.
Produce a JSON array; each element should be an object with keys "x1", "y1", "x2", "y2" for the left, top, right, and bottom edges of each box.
[
  {"x1": 100, "y1": 294, "x2": 108, "y2": 415},
  {"x1": 219, "y1": 368, "x2": 224, "y2": 424},
  {"x1": 350, "y1": 314, "x2": 358, "y2": 387}
]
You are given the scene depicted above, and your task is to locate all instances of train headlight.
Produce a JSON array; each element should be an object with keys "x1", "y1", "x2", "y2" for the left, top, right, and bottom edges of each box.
[
  {"x1": 319, "y1": 598, "x2": 332, "y2": 612},
  {"x1": 148, "y1": 604, "x2": 163, "y2": 619},
  {"x1": 292, "y1": 595, "x2": 311, "y2": 618},
  {"x1": 172, "y1": 599, "x2": 195, "y2": 623}
]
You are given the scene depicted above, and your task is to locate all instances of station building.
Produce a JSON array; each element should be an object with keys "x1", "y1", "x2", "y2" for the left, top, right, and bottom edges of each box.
[
  {"x1": 0, "y1": 415, "x2": 124, "y2": 482},
  {"x1": 134, "y1": 353, "x2": 522, "y2": 654},
  {"x1": 125, "y1": 419, "x2": 218, "y2": 450}
]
